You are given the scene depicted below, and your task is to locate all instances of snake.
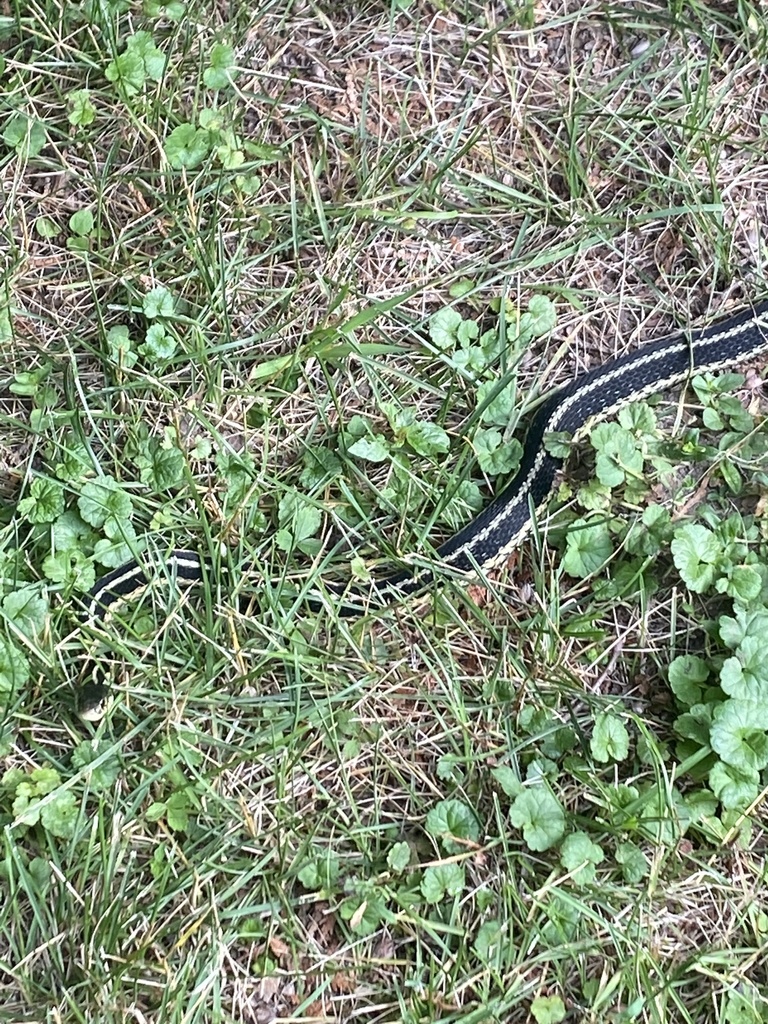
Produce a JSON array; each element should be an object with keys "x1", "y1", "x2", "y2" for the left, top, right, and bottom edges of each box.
[{"x1": 77, "y1": 300, "x2": 768, "y2": 719}]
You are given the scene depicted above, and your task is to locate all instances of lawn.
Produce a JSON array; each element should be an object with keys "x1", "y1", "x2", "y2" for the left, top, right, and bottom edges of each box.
[{"x1": 1, "y1": 1, "x2": 768, "y2": 1021}]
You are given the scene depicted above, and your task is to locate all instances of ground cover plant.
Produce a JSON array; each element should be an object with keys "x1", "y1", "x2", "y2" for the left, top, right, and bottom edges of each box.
[{"x1": 1, "y1": 0, "x2": 768, "y2": 1021}]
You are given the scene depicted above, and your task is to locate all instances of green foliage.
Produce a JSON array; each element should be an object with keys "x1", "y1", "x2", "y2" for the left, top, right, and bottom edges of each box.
[
  {"x1": 17, "y1": 478, "x2": 65, "y2": 524},
  {"x1": 3, "y1": 588, "x2": 48, "y2": 638},
  {"x1": 164, "y1": 123, "x2": 211, "y2": 169},
  {"x1": 106, "y1": 324, "x2": 138, "y2": 368},
  {"x1": 144, "y1": 0, "x2": 186, "y2": 17},
  {"x1": 475, "y1": 428, "x2": 522, "y2": 475},
  {"x1": 335, "y1": 294, "x2": 557, "y2": 545},
  {"x1": 216, "y1": 450, "x2": 257, "y2": 507},
  {"x1": 710, "y1": 701, "x2": 768, "y2": 772},
  {"x1": 9, "y1": 364, "x2": 59, "y2": 432},
  {"x1": 1, "y1": 767, "x2": 78, "y2": 839},
  {"x1": 429, "y1": 307, "x2": 464, "y2": 350},
  {"x1": 67, "y1": 89, "x2": 96, "y2": 126},
  {"x1": 78, "y1": 476, "x2": 134, "y2": 528},
  {"x1": 105, "y1": 31, "x2": 166, "y2": 96},
  {"x1": 297, "y1": 848, "x2": 341, "y2": 891},
  {"x1": 69, "y1": 207, "x2": 94, "y2": 238},
  {"x1": 0, "y1": 638, "x2": 30, "y2": 702},
  {"x1": 339, "y1": 882, "x2": 390, "y2": 937},
  {"x1": 35, "y1": 215, "x2": 59, "y2": 238},
  {"x1": 384, "y1": 404, "x2": 450, "y2": 457},
  {"x1": 723, "y1": 984, "x2": 768, "y2": 1024},
  {"x1": 590, "y1": 712, "x2": 630, "y2": 763},
  {"x1": 509, "y1": 787, "x2": 566, "y2": 851},
  {"x1": 4, "y1": 13, "x2": 768, "y2": 1017},
  {"x1": 140, "y1": 324, "x2": 176, "y2": 362},
  {"x1": 3, "y1": 113, "x2": 47, "y2": 158},
  {"x1": 347, "y1": 432, "x2": 390, "y2": 464},
  {"x1": 135, "y1": 440, "x2": 185, "y2": 491},
  {"x1": 660, "y1": 509, "x2": 768, "y2": 810},
  {"x1": 143, "y1": 285, "x2": 175, "y2": 319},
  {"x1": 203, "y1": 43, "x2": 239, "y2": 89},
  {"x1": 615, "y1": 842, "x2": 648, "y2": 883},
  {"x1": 146, "y1": 785, "x2": 198, "y2": 832},
  {"x1": 276, "y1": 491, "x2": 322, "y2": 556},
  {"x1": 693, "y1": 372, "x2": 754, "y2": 434},
  {"x1": 591, "y1": 422, "x2": 644, "y2": 488},
  {"x1": 473, "y1": 919, "x2": 506, "y2": 968},
  {"x1": 559, "y1": 831, "x2": 604, "y2": 884},
  {"x1": 561, "y1": 518, "x2": 613, "y2": 577},
  {"x1": 102, "y1": 287, "x2": 181, "y2": 369},
  {"x1": 425, "y1": 798, "x2": 480, "y2": 854},
  {"x1": 421, "y1": 862, "x2": 465, "y2": 903},
  {"x1": 531, "y1": 995, "x2": 566, "y2": 1024},
  {"x1": 42, "y1": 548, "x2": 95, "y2": 591},
  {"x1": 386, "y1": 841, "x2": 411, "y2": 873}
]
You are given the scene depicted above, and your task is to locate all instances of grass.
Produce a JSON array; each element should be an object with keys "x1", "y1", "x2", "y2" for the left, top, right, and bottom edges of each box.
[{"x1": 2, "y1": 0, "x2": 768, "y2": 1021}]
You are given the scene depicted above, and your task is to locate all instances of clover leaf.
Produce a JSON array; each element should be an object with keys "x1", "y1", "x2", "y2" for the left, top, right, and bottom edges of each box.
[
  {"x1": 562, "y1": 518, "x2": 613, "y2": 577},
  {"x1": 126, "y1": 30, "x2": 166, "y2": 81},
  {"x1": 3, "y1": 114, "x2": 47, "y2": 158},
  {"x1": 18, "y1": 477, "x2": 65, "y2": 524},
  {"x1": 591, "y1": 423, "x2": 644, "y2": 488},
  {"x1": 522, "y1": 294, "x2": 557, "y2": 337},
  {"x1": 348, "y1": 435, "x2": 390, "y2": 463},
  {"x1": 530, "y1": 995, "x2": 566, "y2": 1024},
  {"x1": 509, "y1": 787, "x2": 565, "y2": 851},
  {"x1": 559, "y1": 831, "x2": 604, "y2": 884},
  {"x1": 164, "y1": 124, "x2": 211, "y2": 169},
  {"x1": 386, "y1": 841, "x2": 411, "y2": 874},
  {"x1": 403, "y1": 420, "x2": 450, "y2": 457},
  {"x1": 0, "y1": 639, "x2": 30, "y2": 701},
  {"x1": 105, "y1": 50, "x2": 146, "y2": 95},
  {"x1": 143, "y1": 285, "x2": 175, "y2": 319},
  {"x1": 204, "y1": 43, "x2": 239, "y2": 89},
  {"x1": 668, "y1": 654, "x2": 709, "y2": 707},
  {"x1": 67, "y1": 89, "x2": 96, "y2": 126},
  {"x1": 590, "y1": 712, "x2": 630, "y2": 763},
  {"x1": 421, "y1": 862, "x2": 465, "y2": 904},
  {"x1": 720, "y1": 636, "x2": 768, "y2": 702},
  {"x1": 92, "y1": 519, "x2": 143, "y2": 569},
  {"x1": 78, "y1": 476, "x2": 133, "y2": 528},
  {"x1": 2, "y1": 589, "x2": 48, "y2": 638},
  {"x1": 136, "y1": 440, "x2": 184, "y2": 491},
  {"x1": 42, "y1": 549, "x2": 96, "y2": 592},
  {"x1": 473, "y1": 919, "x2": 506, "y2": 968},
  {"x1": 615, "y1": 841, "x2": 648, "y2": 883},
  {"x1": 710, "y1": 700, "x2": 768, "y2": 771},
  {"x1": 671, "y1": 523, "x2": 721, "y2": 593},
  {"x1": 708, "y1": 761, "x2": 759, "y2": 811},
  {"x1": 429, "y1": 308, "x2": 463, "y2": 350},
  {"x1": 475, "y1": 429, "x2": 521, "y2": 476},
  {"x1": 276, "y1": 491, "x2": 322, "y2": 556},
  {"x1": 425, "y1": 798, "x2": 480, "y2": 854},
  {"x1": 477, "y1": 379, "x2": 517, "y2": 427}
]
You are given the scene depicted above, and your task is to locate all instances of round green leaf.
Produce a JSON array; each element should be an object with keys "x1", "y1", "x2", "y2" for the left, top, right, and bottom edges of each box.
[
  {"x1": 509, "y1": 788, "x2": 565, "y2": 851},
  {"x1": 710, "y1": 700, "x2": 768, "y2": 771},
  {"x1": 591, "y1": 712, "x2": 630, "y2": 763},
  {"x1": 425, "y1": 798, "x2": 480, "y2": 854},
  {"x1": 164, "y1": 124, "x2": 211, "y2": 170},
  {"x1": 429, "y1": 308, "x2": 463, "y2": 350},
  {"x1": 0, "y1": 638, "x2": 30, "y2": 700},
  {"x1": 562, "y1": 518, "x2": 613, "y2": 578}
]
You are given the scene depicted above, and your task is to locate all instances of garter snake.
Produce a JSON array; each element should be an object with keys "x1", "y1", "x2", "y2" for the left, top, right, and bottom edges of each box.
[{"x1": 77, "y1": 300, "x2": 768, "y2": 719}]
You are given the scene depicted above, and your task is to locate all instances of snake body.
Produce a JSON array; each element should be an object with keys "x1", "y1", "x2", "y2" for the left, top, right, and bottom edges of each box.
[{"x1": 79, "y1": 301, "x2": 768, "y2": 716}]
